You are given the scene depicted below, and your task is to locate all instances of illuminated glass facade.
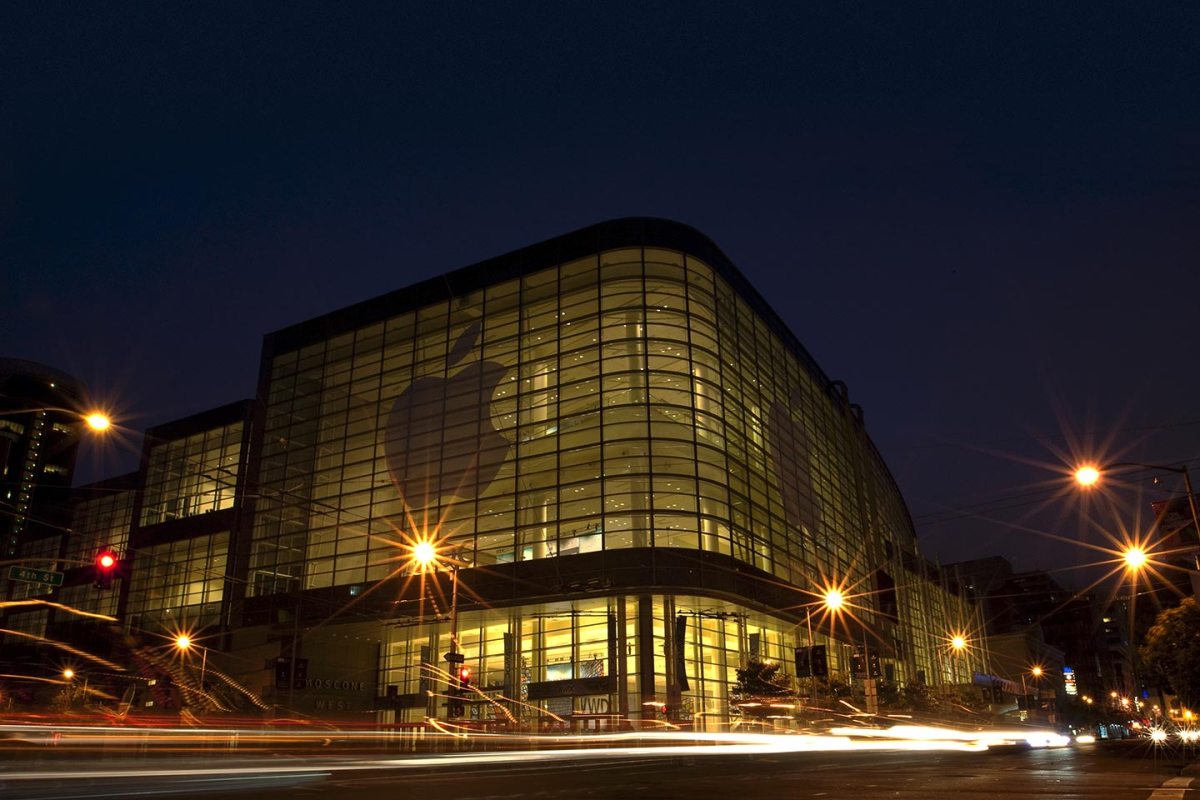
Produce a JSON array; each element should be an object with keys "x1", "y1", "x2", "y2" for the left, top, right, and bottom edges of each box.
[
  {"x1": 249, "y1": 246, "x2": 902, "y2": 593},
  {"x1": 236, "y1": 219, "x2": 982, "y2": 723},
  {"x1": 140, "y1": 422, "x2": 243, "y2": 526},
  {"x1": 65, "y1": 475, "x2": 135, "y2": 565},
  {"x1": 125, "y1": 531, "x2": 229, "y2": 631},
  {"x1": 118, "y1": 402, "x2": 253, "y2": 636}
]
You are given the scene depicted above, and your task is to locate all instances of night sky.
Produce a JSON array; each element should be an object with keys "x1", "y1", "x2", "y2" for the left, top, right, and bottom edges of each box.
[{"x1": 6, "y1": 4, "x2": 1199, "y2": 582}]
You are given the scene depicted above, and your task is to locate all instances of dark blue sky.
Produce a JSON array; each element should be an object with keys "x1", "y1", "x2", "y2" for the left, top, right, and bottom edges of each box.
[{"x1": 5, "y1": 4, "x2": 1199, "y2": 579}]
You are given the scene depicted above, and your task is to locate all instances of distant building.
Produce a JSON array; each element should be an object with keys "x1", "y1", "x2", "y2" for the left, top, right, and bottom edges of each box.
[
  {"x1": 0, "y1": 360, "x2": 91, "y2": 679},
  {"x1": 0, "y1": 359, "x2": 87, "y2": 562},
  {"x1": 950, "y1": 556, "x2": 1118, "y2": 719}
]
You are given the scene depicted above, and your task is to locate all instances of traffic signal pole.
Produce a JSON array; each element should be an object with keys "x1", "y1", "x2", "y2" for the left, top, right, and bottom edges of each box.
[
  {"x1": 806, "y1": 609, "x2": 820, "y2": 707},
  {"x1": 444, "y1": 563, "x2": 464, "y2": 719}
]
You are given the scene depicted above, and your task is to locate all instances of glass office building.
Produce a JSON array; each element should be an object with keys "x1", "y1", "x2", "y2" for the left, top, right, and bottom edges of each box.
[{"x1": 236, "y1": 219, "x2": 981, "y2": 724}]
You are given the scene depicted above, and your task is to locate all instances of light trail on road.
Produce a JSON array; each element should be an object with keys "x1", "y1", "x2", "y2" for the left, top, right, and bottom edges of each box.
[{"x1": 0, "y1": 723, "x2": 1078, "y2": 792}]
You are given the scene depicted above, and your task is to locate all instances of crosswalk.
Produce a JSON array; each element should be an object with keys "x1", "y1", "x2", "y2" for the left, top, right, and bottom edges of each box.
[{"x1": 1149, "y1": 775, "x2": 1196, "y2": 799}]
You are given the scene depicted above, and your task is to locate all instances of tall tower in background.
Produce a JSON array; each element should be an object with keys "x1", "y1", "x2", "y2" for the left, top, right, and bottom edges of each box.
[{"x1": 0, "y1": 359, "x2": 87, "y2": 559}]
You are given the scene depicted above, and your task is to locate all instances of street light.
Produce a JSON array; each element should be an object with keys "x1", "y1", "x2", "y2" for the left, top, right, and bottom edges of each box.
[
  {"x1": 947, "y1": 634, "x2": 968, "y2": 687},
  {"x1": 174, "y1": 634, "x2": 208, "y2": 696},
  {"x1": 84, "y1": 412, "x2": 112, "y2": 432},
  {"x1": 1019, "y1": 665, "x2": 1044, "y2": 714},
  {"x1": 62, "y1": 668, "x2": 74, "y2": 680},
  {"x1": 1074, "y1": 460, "x2": 1199, "y2": 699},
  {"x1": 409, "y1": 538, "x2": 467, "y2": 718},
  {"x1": 803, "y1": 586, "x2": 847, "y2": 709},
  {"x1": 1115, "y1": 545, "x2": 1149, "y2": 702},
  {"x1": 1123, "y1": 546, "x2": 1147, "y2": 571},
  {"x1": 1074, "y1": 461, "x2": 1200, "y2": 559}
]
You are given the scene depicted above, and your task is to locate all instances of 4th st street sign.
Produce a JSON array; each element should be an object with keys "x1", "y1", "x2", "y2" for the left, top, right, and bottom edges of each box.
[{"x1": 7, "y1": 565, "x2": 64, "y2": 587}]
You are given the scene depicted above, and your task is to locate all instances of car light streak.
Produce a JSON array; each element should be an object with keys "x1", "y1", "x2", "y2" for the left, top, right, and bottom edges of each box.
[
  {"x1": 0, "y1": 722, "x2": 1072, "y2": 750},
  {"x1": 1, "y1": 733, "x2": 993, "y2": 784},
  {"x1": 829, "y1": 724, "x2": 1070, "y2": 748},
  {"x1": 0, "y1": 722, "x2": 1076, "y2": 784},
  {"x1": 0, "y1": 629, "x2": 126, "y2": 671}
]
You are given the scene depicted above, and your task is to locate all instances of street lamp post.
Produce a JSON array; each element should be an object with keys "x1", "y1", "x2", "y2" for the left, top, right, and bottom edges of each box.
[
  {"x1": 0, "y1": 407, "x2": 112, "y2": 432},
  {"x1": 1032, "y1": 666, "x2": 1047, "y2": 718},
  {"x1": 61, "y1": 669, "x2": 87, "y2": 707},
  {"x1": 1076, "y1": 461, "x2": 1200, "y2": 595},
  {"x1": 948, "y1": 634, "x2": 967, "y2": 691},
  {"x1": 1076, "y1": 462, "x2": 1199, "y2": 705},
  {"x1": 805, "y1": 606, "x2": 817, "y2": 706},
  {"x1": 175, "y1": 635, "x2": 208, "y2": 699},
  {"x1": 411, "y1": 540, "x2": 467, "y2": 719},
  {"x1": 802, "y1": 589, "x2": 844, "y2": 710}
]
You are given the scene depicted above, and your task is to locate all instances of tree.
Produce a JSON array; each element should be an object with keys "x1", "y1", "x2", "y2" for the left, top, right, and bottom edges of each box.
[
  {"x1": 733, "y1": 660, "x2": 792, "y2": 698},
  {"x1": 1139, "y1": 597, "x2": 1200, "y2": 712}
]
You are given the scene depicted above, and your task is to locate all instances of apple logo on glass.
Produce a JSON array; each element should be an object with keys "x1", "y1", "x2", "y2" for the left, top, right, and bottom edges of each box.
[{"x1": 385, "y1": 321, "x2": 511, "y2": 509}]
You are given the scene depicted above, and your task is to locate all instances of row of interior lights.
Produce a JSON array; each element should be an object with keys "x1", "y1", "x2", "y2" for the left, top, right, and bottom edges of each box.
[
  {"x1": 59, "y1": 418, "x2": 1154, "y2": 690},
  {"x1": 63, "y1": 413, "x2": 1166, "y2": 589}
]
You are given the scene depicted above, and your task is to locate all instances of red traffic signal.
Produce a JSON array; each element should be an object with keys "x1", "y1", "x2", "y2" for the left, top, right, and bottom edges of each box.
[
  {"x1": 457, "y1": 666, "x2": 471, "y2": 688},
  {"x1": 94, "y1": 549, "x2": 118, "y2": 588}
]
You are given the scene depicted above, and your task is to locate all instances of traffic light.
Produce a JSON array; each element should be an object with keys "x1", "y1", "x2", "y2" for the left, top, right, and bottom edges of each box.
[
  {"x1": 94, "y1": 548, "x2": 118, "y2": 589},
  {"x1": 795, "y1": 646, "x2": 812, "y2": 678},
  {"x1": 447, "y1": 664, "x2": 470, "y2": 718},
  {"x1": 811, "y1": 645, "x2": 829, "y2": 677}
]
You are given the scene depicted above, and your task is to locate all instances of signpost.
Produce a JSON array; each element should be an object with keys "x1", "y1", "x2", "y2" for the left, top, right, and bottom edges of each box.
[{"x1": 7, "y1": 565, "x2": 64, "y2": 587}]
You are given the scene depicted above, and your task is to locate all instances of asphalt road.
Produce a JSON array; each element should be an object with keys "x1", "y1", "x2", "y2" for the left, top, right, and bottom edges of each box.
[{"x1": 2, "y1": 742, "x2": 1197, "y2": 800}]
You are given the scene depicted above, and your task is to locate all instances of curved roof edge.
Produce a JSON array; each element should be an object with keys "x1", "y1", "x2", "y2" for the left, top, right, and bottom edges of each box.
[
  {"x1": 0, "y1": 357, "x2": 87, "y2": 400},
  {"x1": 262, "y1": 217, "x2": 832, "y2": 389},
  {"x1": 258, "y1": 216, "x2": 917, "y2": 543}
]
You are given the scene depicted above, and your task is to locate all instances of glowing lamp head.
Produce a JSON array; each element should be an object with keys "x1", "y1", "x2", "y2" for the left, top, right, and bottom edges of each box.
[
  {"x1": 84, "y1": 412, "x2": 112, "y2": 432},
  {"x1": 412, "y1": 540, "x2": 437, "y2": 569},
  {"x1": 950, "y1": 635, "x2": 967, "y2": 651},
  {"x1": 823, "y1": 589, "x2": 845, "y2": 612},
  {"x1": 1123, "y1": 547, "x2": 1147, "y2": 571},
  {"x1": 175, "y1": 635, "x2": 192, "y2": 651},
  {"x1": 1031, "y1": 666, "x2": 1043, "y2": 677},
  {"x1": 62, "y1": 669, "x2": 74, "y2": 680},
  {"x1": 1074, "y1": 465, "x2": 1101, "y2": 487}
]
